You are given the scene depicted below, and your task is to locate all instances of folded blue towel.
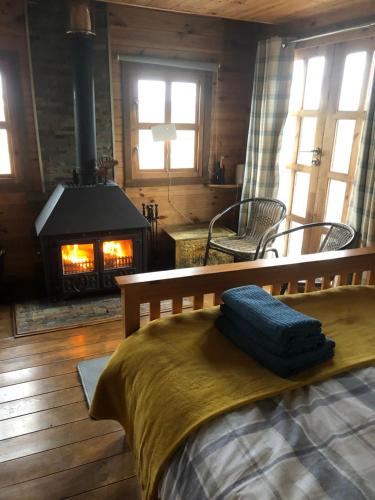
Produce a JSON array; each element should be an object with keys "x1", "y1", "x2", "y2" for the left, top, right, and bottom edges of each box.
[
  {"x1": 222, "y1": 285, "x2": 322, "y2": 344},
  {"x1": 220, "y1": 305, "x2": 326, "y2": 357},
  {"x1": 215, "y1": 316, "x2": 335, "y2": 378}
]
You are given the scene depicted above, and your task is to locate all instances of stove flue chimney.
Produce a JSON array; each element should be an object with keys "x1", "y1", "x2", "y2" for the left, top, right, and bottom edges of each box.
[{"x1": 67, "y1": 0, "x2": 97, "y2": 185}]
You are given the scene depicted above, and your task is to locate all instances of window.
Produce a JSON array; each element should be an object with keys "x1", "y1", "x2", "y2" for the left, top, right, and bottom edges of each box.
[
  {"x1": 122, "y1": 63, "x2": 212, "y2": 185},
  {"x1": 0, "y1": 53, "x2": 22, "y2": 182}
]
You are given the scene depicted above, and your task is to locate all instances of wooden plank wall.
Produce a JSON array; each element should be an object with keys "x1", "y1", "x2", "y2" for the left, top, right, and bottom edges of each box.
[
  {"x1": 0, "y1": 0, "x2": 42, "y2": 284},
  {"x1": 109, "y1": 5, "x2": 266, "y2": 226}
]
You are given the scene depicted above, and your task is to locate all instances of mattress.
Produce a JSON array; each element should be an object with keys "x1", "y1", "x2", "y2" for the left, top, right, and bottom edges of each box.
[{"x1": 160, "y1": 365, "x2": 375, "y2": 499}]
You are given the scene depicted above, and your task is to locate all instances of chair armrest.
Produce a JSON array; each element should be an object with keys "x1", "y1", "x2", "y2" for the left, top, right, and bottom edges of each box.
[
  {"x1": 207, "y1": 198, "x2": 267, "y2": 242},
  {"x1": 255, "y1": 214, "x2": 287, "y2": 259},
  {"x1": 207, "y1": 199, "x2": 246, "y2": 242}
]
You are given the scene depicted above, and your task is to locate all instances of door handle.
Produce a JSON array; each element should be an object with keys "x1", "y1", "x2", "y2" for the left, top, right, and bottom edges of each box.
[{"x1": 298, "y1": 147, "x2": 321, "y2": 166}]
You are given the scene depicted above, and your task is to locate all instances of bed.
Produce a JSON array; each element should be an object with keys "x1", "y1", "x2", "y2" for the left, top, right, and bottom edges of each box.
[{"x1": 90, "y1": 247, "x2": 375, "y2": 500}]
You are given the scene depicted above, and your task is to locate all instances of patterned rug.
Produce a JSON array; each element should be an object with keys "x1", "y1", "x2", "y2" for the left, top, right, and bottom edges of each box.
[{"x1": 13, "y1": 294, "x2": 192, "y2": 337}]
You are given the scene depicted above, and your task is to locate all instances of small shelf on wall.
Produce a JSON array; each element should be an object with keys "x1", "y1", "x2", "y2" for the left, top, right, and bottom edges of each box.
[{"x1": 207, "y1": 184, "x2": 240, "y2": 189}]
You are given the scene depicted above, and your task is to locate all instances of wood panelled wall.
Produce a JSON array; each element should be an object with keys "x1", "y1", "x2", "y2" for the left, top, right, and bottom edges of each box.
[
  {"x1": 0, "y1": 0, "x2": 42, "y2": 286},
  {"x1": 109, "y1": 5, "x2": 266, "y2": 226}
]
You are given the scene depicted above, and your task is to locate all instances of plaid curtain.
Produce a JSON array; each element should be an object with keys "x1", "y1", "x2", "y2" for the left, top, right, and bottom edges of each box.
[
  {"x1": 348, "y1": 68, "x2": 375, "y2": 246},
  {"x1": 239, "y1": 37, "x2": 294, "y2": 231}
]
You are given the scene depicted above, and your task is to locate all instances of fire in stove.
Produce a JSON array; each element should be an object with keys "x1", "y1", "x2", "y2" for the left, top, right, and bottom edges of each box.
[
  {"x1": 61, "y1": 240, "x2": 134, "y2": 276},
  {"x1": 61, "y1": 243, "x2": 95, "y2": 274},
  {"x1": 103, "y1": 240, "x2": 133, "y2": 270}
]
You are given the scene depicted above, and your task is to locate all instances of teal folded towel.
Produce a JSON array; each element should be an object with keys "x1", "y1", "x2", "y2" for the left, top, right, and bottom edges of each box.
[
  {"x1": 220, "y1": 304, "x2": 326, "y2": 357},
  {"x1": 215, "y1": 316, "x2": 335, "y2": 378},
  {"x1": 222, "y1": 285, "x2": 322, "y2": 344}
]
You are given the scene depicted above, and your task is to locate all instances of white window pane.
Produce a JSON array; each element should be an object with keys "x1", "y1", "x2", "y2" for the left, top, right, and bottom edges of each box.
[
  {"x1": 170, "y1": 130, "x2": 195, "y2": 169},
  {"x1": 0, "y1": 73, "x2": 5, "y2": 122},
  {"x1": 325, "y1": 180, "x2": 347, "y2": 222},
  {"x1": 303, "y1": 56, "x2": 325, "y2": 110},
  {"x1": 138, "y1": 80, "x2": 165, "y2": 123},
  {"x1": 330, "y1": 120, "x2": 356, "y2": 174},
  {"x1": 297, "y1": 117, "x2": 317, "y2": 166},
  {"x1": 0, "y1": 129, "x2": 11, "y2": 174},
  {"x1": 338, "y1": 52, "x2": 367, "y2": 111},
  {"x1": 171, "y1": 82, "x2": 197, "y2": 124},
  {"x1": 289, "y1": 60, "x2": 305, "y2": 112},
  {"x1": 138, "y1": 130, "x2": 164, "y2": 170},
  {"x1": 277, "y1": 162, "x2": 291, "y2": 207},
  {"x1": 288, "y1": 222, "x2": 303, "y2": 256},
  {"x1": 279, "y1": 115, "x2": 297, "y2": 169},
  {"x1": 291, "y1": 171, "x2": 310, "y2": 218},
  {"x1": 273, "y1": 219, "x2": 287, "y2": 256}
]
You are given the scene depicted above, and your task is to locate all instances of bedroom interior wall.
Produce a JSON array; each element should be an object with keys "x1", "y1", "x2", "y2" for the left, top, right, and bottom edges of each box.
[
  {"x1": 27, "y1": 0, "x2": 113, "y2": 192},
  {"x1": 108, "y1": 5, "x2": 268, "y2": 228},
  {"x1": 0, "y1": 0, "x2": 268, "y2": 288},
  {"x1": 0, "y1": 0, "x2": 42, "y2": 287}
]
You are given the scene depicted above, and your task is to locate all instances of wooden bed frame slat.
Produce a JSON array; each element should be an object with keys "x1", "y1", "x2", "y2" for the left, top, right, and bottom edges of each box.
[
  {"x1": 214, "y1": 293, "x2": 222, "y2": 306},
  {"x1": 321, "y1": 276, "x2": 332, "y2": 289},
  {"x1": 172, "y1": 297, "x2": 183, "y2": 314},
  {"x1": 352, "y1": 272, "x2": 362, "y2": 285},
  {"x1": 304, "y1": 279, "x2": 316, "y2": 293},
  {"x1": 150, "y1": 301, "x2": 161, "y2": 320},
  {"x1": 287, "y1": 281, "x2": 298, "y2": 294},
  {"x1": 366, "y1": 270, "x2": 375, "y2": 285},
  {"x1": 116, "y1": 248, "x2": 375, "y2": 337},
  {"x1": 193, "y1": 294, "x2": 204, "y2": 310}
]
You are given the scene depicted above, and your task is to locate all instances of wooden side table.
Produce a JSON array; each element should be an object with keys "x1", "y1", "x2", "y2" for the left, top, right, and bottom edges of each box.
[{"x1": 164, "y1": 224, "x2": 235, "y2": 268}]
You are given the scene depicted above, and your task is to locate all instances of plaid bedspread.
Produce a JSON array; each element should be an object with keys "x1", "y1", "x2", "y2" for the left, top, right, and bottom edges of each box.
[{"x1": 159, "y1": 366, "x2": 375, "y2": 500}]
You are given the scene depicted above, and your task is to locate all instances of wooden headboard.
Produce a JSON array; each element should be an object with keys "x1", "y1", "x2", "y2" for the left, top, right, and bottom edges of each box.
[{"x1": 116, "y1": 247, "x2": 375, "y2": 337}]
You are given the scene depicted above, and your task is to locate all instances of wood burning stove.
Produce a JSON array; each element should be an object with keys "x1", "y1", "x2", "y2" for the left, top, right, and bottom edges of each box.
[
  {"x1": 36, "y1": 183, "x2": 149, "y2": 299},
  {"x1": 35, "y1": 3, "x2": 150, "y2": 299}
]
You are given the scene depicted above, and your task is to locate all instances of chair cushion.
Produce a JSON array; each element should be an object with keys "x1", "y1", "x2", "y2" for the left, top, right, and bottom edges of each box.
[{"x1": 210, "y1": 237, "x2": 259, "y2": 260}]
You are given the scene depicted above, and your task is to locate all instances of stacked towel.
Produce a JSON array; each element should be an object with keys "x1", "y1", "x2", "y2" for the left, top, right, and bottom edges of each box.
[{"x1": 215, "y1": 285, "x2": 335, "y2": 378}]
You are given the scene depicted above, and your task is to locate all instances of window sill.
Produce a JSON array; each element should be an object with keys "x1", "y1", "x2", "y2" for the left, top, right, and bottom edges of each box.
[{"x1": 124, "y1": 175, "x2": 209, "y2": 187}]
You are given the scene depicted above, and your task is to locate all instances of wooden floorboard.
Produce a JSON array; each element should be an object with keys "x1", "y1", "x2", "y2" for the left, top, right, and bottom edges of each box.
[
  {"x1": 0, "y1": 372, "x2": 80, "y2": 403},
  {"x1": 0, "y1": 386, "x2": 84, "y2": 420},
  {"x1": 0, "y1": 354, "x2": 113, "y2": 388},
  {"x1": 0, "y1": 305, "x2": 13, "y2": 340},
  {"x1": 67, "y1": 476, "x2": 141, "y2": 499},
  {"x1": 0, "y1": 329, "x2": 121, "y2": 361},
  {"x1": 0, "y1": 338, "x2": 122, "y2": 374},
  {"x1": 0, "y1": 307, "x2": 142, "y2": 499},
  {"x1": 0, "y1": 453, "x2": 135, "y2": 499},
  {"x1": 0, "y1": 431, "x2": 129, "y2": 488},
  {"x1": 0, "y1": 318, "x2": 121, "y2": 348}
]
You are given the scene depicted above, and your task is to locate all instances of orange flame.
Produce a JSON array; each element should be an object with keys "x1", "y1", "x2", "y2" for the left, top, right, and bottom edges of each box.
[
  {"x1": 103, "y1": 240, "x2": 133, "y2": 269},
  {"x1": 103, "y1": 240, "x2": 133, "y2": 259},
  {"x1": 61, "y1": 243, "x2": 94, "y2": 274}
]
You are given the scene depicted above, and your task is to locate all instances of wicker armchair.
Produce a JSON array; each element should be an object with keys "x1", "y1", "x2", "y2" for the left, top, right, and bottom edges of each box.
[
  {"x1": 259, "y1": 222, "x2": 356, "y2": 258},
  {"x1": 203, "y1": 198, "x2": 286, "y2": 265}
]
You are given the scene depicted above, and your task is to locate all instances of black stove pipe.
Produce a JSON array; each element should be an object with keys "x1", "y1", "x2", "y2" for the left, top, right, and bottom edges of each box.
[{"x1": 70, "y1": 33, "x2": 97, "y2": 185}]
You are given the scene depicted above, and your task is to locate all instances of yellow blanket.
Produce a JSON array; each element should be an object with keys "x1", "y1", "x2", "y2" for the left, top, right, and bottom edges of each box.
[{"x1": 90, "y1": 285, "x2": 375, "y2": 500}]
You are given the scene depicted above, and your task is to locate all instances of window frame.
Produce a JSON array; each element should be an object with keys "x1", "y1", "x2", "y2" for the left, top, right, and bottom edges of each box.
[
  {"x1": 122, "y1": 62, "x2": 212, "y2": 186},
  {"x1": 0, "y1": 52, "x2": 24, "y2": 184}
]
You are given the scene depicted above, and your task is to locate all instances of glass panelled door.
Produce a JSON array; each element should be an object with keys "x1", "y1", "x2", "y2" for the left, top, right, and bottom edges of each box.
[{"x1": 281, "y1": 38, "x2": 374, "y2": 254}]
